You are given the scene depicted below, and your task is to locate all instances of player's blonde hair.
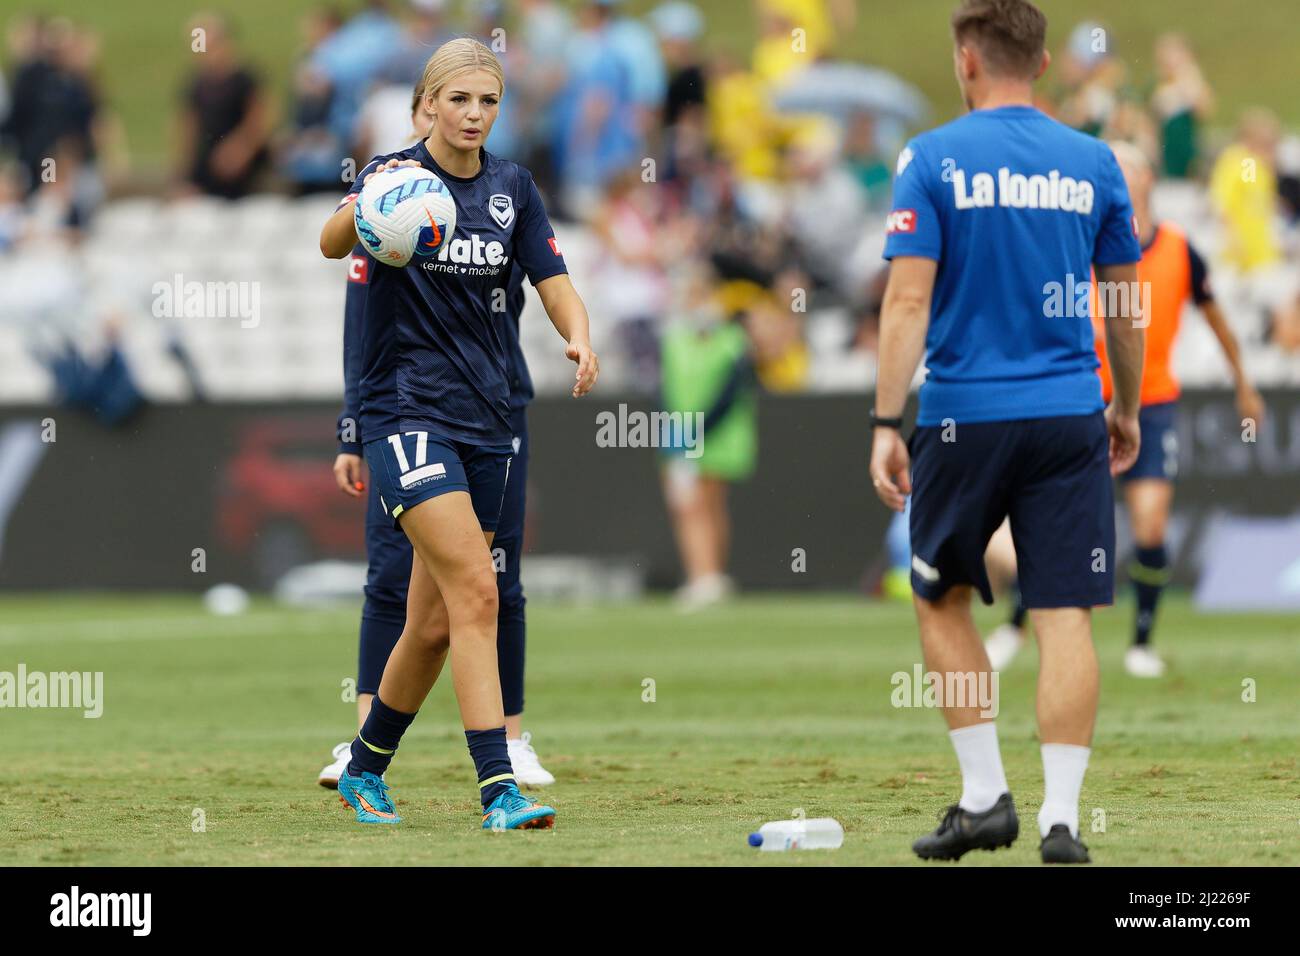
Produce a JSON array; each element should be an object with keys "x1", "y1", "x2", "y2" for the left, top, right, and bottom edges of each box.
[{"x1": 418, "y1": 37, "x2": 505, "y2": 111}]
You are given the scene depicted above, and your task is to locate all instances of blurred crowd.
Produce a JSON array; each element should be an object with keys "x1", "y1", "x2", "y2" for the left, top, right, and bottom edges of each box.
[
  {"x1": 1039, "y1": 22, "x2": 1300, "y2": 352},
  {"x1": 2, "y1": 0, "x2": 1300, "y2": 398}
]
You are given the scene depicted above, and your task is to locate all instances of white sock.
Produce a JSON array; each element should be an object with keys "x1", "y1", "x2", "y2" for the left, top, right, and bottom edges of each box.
[
  {"x1": 949, "y1": 722, "x2": 1008, "y2": 814},
  {"x1": 1038, "y1": 743, "x2": 1090, "y2": 838}
]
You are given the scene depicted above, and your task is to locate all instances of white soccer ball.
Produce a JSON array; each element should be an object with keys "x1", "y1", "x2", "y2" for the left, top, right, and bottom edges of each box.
[
  {"x1": 354, "y1": 165, "x2": 456, "y2": 267},
  {"x1": 204, "y1": 583, "x2": 249, "y2": 616}
]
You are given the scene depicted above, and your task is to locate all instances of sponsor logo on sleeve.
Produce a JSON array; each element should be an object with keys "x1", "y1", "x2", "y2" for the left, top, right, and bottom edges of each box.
[{"x1": 886, "y1": 209, "x2": 917, "y2": 234}]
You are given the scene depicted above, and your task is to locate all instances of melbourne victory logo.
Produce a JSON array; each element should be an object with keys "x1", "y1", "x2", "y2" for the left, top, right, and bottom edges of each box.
[{"x1": 488, "y1": 193, "x2": 515, "y2": 229}]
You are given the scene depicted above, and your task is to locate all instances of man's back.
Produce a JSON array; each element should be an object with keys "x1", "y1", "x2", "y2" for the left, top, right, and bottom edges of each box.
[
  {"x1": 869, "y1": 0, "x2": 1147, "y2": 868},
  {"x1": 885, "y1": 105, "x2": 1139, "y2": 425}
]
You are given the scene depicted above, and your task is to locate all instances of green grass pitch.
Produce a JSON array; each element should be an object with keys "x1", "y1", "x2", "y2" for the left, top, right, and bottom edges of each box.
[{"x1": 0, "y1": 592, "x2": 1296, "y2": 866}]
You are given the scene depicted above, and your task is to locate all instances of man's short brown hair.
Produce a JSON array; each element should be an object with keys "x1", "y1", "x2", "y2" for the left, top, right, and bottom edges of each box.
[{"x1": 951, "y1": 0, "x2": 1047, "y2": 79}]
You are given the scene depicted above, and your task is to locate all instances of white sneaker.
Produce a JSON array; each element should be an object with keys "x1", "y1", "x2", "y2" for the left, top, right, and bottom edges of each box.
[
  {"x1": 1125, "y1": 645, "x2": 1166, "y2": 678},
  {"x1": 984, "y1": 624, "x2": 1024, "y2": 672},
  {"x1": 317, "y1": 741, "x2": 351, "y2": 789},
  {"x1": 674, "y1": 574, "x2": 735, "y2": 612},
  {"x1": 508, "y1": 731, "x2": 556, "y2": 786}
]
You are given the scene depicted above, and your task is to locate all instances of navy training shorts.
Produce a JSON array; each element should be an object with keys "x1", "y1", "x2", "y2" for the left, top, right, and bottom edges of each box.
[
  {"x1": 907, "y1": 411, "x2": 1115, "y2": 609},
  {"x1": 1120, "y1": 401, "x2": 1179, "y2": 483}
]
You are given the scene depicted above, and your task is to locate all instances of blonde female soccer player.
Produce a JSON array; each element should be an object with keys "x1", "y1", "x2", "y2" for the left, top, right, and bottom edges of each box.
[{"x1": 320, "y1": 38, "x2": 598, "y2": 830}]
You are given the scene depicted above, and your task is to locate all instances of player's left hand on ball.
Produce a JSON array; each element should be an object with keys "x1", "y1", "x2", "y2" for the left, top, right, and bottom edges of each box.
[
  {"x1": 869, "y1": 428, "x2": 911, "y2": 512},
  {"x1": 333, "y1": 453, "x2": 365, "y2": 498},
  {"x1": 566, "y1": 340, "x2": 598, "y2": 397}
]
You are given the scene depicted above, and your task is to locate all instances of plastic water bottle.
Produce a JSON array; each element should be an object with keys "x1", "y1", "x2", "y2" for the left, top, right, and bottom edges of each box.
[{"x1": 747, "y1": 818, "x2": 843, "y2": 851}]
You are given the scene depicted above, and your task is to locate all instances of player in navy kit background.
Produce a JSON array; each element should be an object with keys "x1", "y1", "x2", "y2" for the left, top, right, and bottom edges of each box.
[
  {"x1": 869, "y1": 0, "x2": 1145, "y2": 864},
  {"x1": 317, "y1": 82, "x2": 555, "y2": 790},
  {"x1": 319, "y1": 38, "x2": 598, "y2": 830}
]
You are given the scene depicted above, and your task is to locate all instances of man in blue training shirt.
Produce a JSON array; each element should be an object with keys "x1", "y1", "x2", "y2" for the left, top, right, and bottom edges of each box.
[{"x1": 869, "y1": 0, "x2": 1145, "y2": 864}]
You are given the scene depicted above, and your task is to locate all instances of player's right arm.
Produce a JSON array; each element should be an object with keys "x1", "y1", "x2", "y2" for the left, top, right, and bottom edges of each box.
[
  {"x1": 319, "y1": 157, "x2": 421, "y2": 259},
  {"x1": 871, "y1": 256, "x2": 936, "y2": 512},
  {"x1": 870, "y1": 138, "x2": 940, "y2": 512}
]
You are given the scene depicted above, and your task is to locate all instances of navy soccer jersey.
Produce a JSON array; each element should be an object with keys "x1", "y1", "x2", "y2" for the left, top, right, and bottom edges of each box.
[
  {"x1": 884, "y1": 105, "x2": 1142, "y2": 426},
  {"x1": 344, "y1": 141, "x2": 565, "y2": 446},
  {"x1": 336, "y1": 251, "x2": 533, "y2": 450}
]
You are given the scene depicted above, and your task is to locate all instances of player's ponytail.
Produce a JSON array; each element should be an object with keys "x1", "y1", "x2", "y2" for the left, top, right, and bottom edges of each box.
[{"x1": 418, "y1": 37, "x2": 505, "y2": 111}]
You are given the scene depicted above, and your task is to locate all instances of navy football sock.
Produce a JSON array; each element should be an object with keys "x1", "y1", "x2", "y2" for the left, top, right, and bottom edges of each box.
[
  {"x1": 1131, "y1": 544, "x2": 1169, "y2": 646},
  {"x1": 466, "y1": 727, "x2": 514, "y2": 807},
  {"x1": 347, "y1": 695, "x2": 417, "y2": 778}
]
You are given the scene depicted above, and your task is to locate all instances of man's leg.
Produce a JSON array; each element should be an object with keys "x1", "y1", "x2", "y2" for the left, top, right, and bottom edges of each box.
[
  {"x1": 906, "y1": 421, "x2": 1019, "y2": 860},
  {"x1": 662, "y1": 463, "x2": 719, "y2": 583},
  {"x1": 1124, "y1": 478, "x2": 1173, "y2": 651},
  {"x1": 916, "y1": 585, "x2": 1010, "y2": 809},
  {"x1": 1120, "y1": 402, "x2": 1176, "y2": 677},
  {"x1": 1009, "y1": 412, "x2": 1113, "y2": 861},
  {"x1": 982, "y1": 518, "x2": 1028, "y2": 670},
  {"x1": 1030, "y1": 606, "x2": 1098, "y2": 841}
]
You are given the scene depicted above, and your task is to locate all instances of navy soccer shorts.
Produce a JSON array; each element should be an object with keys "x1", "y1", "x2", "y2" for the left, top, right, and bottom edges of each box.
[
  {"x1": 364, "y1": 430, "x2": 513, "y2": 532},
  {"x1": 1120, "y1": 401, "x2": 1179, "y2": 483},
  {"x1": 907, "y1": 411, "x2": 1115, "y2": 609}
]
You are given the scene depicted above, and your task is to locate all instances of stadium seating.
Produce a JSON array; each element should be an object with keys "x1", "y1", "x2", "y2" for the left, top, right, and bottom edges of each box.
[{"x1": 0, "y1": 184, "x2": 1295, "y2": 405}]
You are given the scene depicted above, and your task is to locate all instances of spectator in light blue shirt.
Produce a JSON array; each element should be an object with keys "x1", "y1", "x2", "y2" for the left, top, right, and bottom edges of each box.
[
  {"x1": 310, "y1": 0, "x2": 402, "y2": 148},
  {"x1": 552, "y1": 1, "x2": 640, "y2": 216}
]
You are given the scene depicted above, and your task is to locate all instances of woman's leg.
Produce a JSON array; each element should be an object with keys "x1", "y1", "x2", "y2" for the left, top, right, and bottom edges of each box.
[
  {"x1": 389, "y1": 490, "x2": 501, "y2": 730},
  {"x1": 373, "y1": 549, "x2": 451, "y2": 713},
  {"x1": 393, "y1": 489, "x2": 552, "y2": 824}
]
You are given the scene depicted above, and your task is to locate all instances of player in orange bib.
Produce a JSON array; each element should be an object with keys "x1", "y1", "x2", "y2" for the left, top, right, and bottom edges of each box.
[
  {"x1": 1095, "y1": 142, "x2": 1263, "y2": 676},
  {"x1": 985, "y1": 141, "x2": 1264, "y2": 678}
]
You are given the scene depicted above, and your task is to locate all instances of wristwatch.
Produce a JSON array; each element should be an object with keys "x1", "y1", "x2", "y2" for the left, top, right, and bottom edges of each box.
[{"x1": 870, "y1": 410, "x2": 904, "y2": 429}]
